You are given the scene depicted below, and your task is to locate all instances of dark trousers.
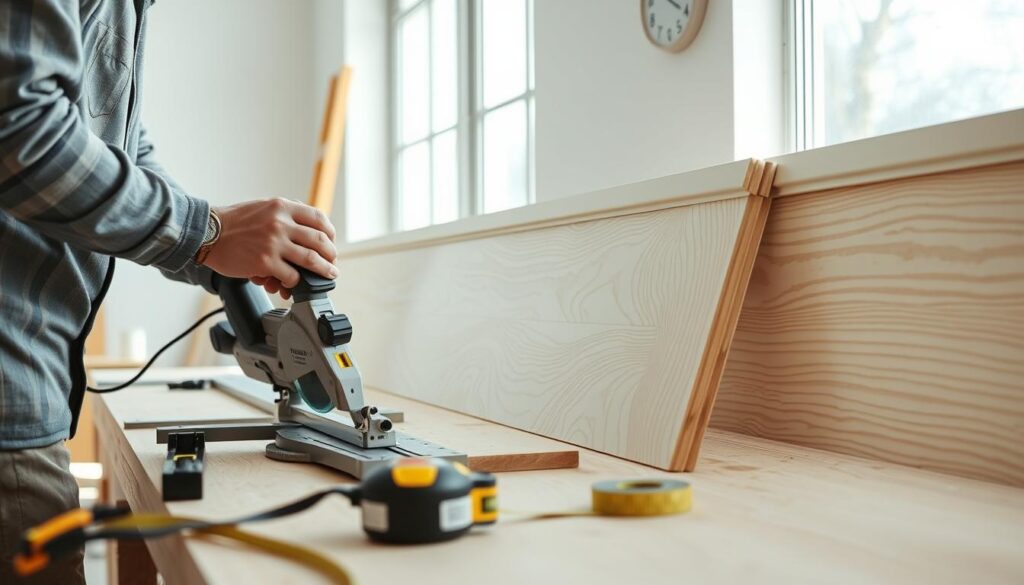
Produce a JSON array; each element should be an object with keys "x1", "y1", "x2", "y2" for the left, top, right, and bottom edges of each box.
[{"x1": 0, "y1": 441, "x2": 85, "y2": 584}]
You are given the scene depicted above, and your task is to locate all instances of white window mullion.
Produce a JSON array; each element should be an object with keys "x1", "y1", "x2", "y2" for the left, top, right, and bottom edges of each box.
[
  {"x1": 426, "y1": 0, "x2": 435, "y2": 223},
  {"x1": 456, "y1": 0, "x2": 473, "y2": 220},
  {"x1": 471, "y1": 0, "x2": 483, "y2": 217},
  {"x1": 526, "y1": 0, "x2": 535, "y2": 202}
]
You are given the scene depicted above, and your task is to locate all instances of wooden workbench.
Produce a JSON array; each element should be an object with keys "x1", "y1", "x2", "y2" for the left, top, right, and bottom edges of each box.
[{"x1": 92, "y1": 373, "x2": 1024, "y2": 585}]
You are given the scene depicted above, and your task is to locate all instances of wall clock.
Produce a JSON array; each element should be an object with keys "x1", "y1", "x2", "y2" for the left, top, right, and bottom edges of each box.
[{"x1": 641, "y1": 0, "x2": 708, "y2": 52}]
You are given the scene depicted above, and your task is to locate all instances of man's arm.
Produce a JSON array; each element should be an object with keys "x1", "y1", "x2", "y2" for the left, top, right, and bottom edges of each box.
[
  {"x1": 136, "y1": 126, "x2": 213, "y2": 287},
  {"x1": 0, "y1": 1, "x2": 337, "y2": 287},
  {"x1": 0, "y1": 1, "x2": 206, "y2": 271}
]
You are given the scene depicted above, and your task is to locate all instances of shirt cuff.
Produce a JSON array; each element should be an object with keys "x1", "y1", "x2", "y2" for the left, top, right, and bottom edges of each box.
[{"x1": 158, "y1": 193, "x2": 210, "y2": 273}]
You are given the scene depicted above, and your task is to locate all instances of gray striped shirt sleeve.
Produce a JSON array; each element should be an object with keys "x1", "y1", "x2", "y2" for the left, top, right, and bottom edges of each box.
[{"x1": 0, "y1": 0, "x2": 208, "y2": 273}]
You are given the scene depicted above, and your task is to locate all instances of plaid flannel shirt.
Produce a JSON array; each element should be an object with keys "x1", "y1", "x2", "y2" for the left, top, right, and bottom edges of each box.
[{"x1": 0, "y1": 0, "x2": 210, "y2": 448}]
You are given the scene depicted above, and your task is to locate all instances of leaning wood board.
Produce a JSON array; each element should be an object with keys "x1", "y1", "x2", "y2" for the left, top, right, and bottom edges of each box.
[
  {"x1": 91, "y1": 381, "x2": 578, "y2": 473},
  {"x1": 713, "y1": 160, "x2": 1024, "y2": 486},
  {"x1": 334, "y1": 159, "x2": 776, "y2": 470}
]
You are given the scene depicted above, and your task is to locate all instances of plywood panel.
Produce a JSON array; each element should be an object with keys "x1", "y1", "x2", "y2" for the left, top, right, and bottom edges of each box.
[
  {"x1": 335, "y1": 177, "x2": 772, "y2": 470},
  {"x1": 713, "y1": 161, "x2": 1024, "y2": 486}
]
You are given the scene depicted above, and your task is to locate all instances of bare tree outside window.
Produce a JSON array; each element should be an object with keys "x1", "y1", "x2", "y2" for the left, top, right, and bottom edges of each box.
[{"x1": 800, "y1": 0, "x2": 1024, "y2": 148}]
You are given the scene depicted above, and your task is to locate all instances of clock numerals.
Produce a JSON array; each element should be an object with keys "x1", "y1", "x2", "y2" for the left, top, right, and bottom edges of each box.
[{"x1": 644, "y1": 0, "x2": 704, "y2": 50}]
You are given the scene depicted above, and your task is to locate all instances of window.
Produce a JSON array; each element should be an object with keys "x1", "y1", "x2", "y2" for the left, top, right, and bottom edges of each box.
[
  {"x1": 789, "y1": 0, "x2": 1024, "y2": 150},
  {"x1": 392, "y1": 0, "x2": 534, "y2": 232}
]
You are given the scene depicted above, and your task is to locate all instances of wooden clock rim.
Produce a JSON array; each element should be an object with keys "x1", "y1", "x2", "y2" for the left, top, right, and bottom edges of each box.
[{"x1": 640, "y1": 0, "x2": 709, "y2": 53}]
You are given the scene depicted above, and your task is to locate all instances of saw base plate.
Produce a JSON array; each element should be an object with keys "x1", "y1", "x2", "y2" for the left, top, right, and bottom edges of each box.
[{"x1": 266, "y1": 425, "x2": 466, "y2": 478}]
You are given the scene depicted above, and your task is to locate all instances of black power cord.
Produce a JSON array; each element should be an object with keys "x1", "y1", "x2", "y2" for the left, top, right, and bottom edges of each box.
[{"x1": 87, "y1": 307, "x2": 226, "y2": 393}]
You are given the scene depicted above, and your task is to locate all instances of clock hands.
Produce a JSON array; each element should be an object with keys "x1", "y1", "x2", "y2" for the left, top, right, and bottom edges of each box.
[{"x1": 666, "y1": 0, "x2": 682, "y2": 10}]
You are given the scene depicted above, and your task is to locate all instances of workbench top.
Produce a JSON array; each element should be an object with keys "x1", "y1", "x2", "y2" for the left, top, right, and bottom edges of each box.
[{"x1": 91, "y1": 370, "x2": 1024, "y2": 585}]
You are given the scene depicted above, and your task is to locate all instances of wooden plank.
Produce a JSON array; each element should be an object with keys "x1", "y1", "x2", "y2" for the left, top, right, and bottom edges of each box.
[
  {"x1": 713, "y1": 160, "x2": 1024, "y2": 486},
  {"x1": 677, "y1": 190, "x2": 772, "y2": 469},
  {"x1": 334, "y1": 162, "x2": 773, "y2": 470},
  {"x1": 85, "y1": 305, "x2": 106, "y2": 356},
  {"x1": 309, "y1": 66, "x2": 352, "y2": 216},
  {"x1": 92, "y1": 388, "x2": 1024, "y2": 585}
]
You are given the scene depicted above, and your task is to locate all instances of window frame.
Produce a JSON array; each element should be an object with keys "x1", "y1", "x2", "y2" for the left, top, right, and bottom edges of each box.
[
  {"x1": 389, "y1": 0, "x2": 534, "y2": 233},
  {"x1": 786, "y1": 0, "x2": 825, "y2": 153}
]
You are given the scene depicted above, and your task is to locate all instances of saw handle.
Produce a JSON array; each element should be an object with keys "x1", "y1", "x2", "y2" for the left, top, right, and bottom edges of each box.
[
  {"x1": 291, "y1": 265, "x2": 336, "y2": 301},
  {"x1": 210, "y1": 276, "x2": 274, "y2": 349},
  {"x1": 205, "y1": 262, "x2": 334, "y2": 351}
]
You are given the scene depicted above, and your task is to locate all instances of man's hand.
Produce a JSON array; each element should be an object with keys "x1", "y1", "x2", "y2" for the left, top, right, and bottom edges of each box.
[{"x1": 199, "y1": 198, "x2": 337, "y2": 299}]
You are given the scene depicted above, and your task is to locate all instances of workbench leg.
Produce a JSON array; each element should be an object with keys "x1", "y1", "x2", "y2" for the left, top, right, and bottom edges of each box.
[
  {"x1": 99, "y1": 437, "x2": 158, "y2": 585},
  {"x1": 107, "y1": 516, "x2": 158, "y2": 585}
]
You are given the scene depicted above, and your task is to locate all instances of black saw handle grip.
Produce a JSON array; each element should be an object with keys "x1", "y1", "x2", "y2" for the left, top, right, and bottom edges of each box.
[{"x1": 201, "y1": 264, "x2": 336, "y2": 352}]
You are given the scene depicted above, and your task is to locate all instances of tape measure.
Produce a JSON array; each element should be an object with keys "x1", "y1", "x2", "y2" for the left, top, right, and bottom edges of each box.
[
  {"x1": 591, "y1": 479, "x2": 692, "y2": 516},
  {"x1": 355, "y1": 458, "x2": 498, "y2": 544}
]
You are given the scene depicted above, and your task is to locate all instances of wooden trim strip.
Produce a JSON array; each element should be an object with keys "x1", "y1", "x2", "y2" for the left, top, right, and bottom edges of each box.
[
  {"x1": 769, "y1": 108, "x2": 1024, "y2": 197},
  {"x1": 339, "y1": 158, "x2": 757, "y2": 258},
  {"x1": 672, "y1": 193, "x2": 773, "y2": 470}
]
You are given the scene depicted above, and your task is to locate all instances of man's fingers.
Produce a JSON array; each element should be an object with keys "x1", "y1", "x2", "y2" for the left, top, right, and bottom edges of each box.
[
  {"x1": 270, "y1": 260, "x2": 302, "y2": 289},
  {"x1": 290, "y1": 225, "x2": 338, "y2": 263},
  {"x1": 257, "y1": 277, "x2": 292, "y2": 300},
  {"x1": 250, "y1": 276, "x2": 268, "y2": 286},
  {"x1": 283, "y1": 244, "x2": 338, "y2": 280},
  {"x1": 287, "y1": 201, "x2": 336, "y2": 241}
]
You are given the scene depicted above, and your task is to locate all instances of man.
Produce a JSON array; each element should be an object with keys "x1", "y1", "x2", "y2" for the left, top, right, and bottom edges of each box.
[{"x1": 0, "y1": 1, "x2": 339, "y2": 582}]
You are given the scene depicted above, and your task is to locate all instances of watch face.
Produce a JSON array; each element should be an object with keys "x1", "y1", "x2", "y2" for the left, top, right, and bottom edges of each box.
[
  {"x1": 644, "y1": 0, "x2": 693, "y2": 48},
  {"x1": 203, "y1": 216, "x2": 217, "y2": 244}
]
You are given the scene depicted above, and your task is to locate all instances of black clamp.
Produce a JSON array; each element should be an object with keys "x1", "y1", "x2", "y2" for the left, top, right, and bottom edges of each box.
[{"x1": 163, "y1": 432, "x2": 205, "y2": 501}]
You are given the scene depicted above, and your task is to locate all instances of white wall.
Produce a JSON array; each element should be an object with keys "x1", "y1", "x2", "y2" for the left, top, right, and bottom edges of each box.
[
  {"x1": 104, "y1": 0, "x2": 317, "y2": 363},
  {"x1": 533, "y1": 0, "x2": 737, "y2": 201}
]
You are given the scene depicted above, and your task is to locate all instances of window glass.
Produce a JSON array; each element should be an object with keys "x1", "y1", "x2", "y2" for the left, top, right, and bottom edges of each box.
[
  {"x1": 814, "y1": 0, "x2": 1024, "y2": 146},
  {"x1": 400, "y1": 142, "x2": 431, "y2": 230},
  {"x1": 432, "y1": 130, "x2": 459, "y2": 224},
  {"x1": 483, "y1": 100, "x2": 528, "y2": 213},
  {"x1": 400, "y1": 6, "x2": 430, "y2": 144},
  {"x1": 482, "y1": 0, "x2": 527, "y2": 108},
  {"x1": 432, "y1": 0, "x2": 458, "y2": 132}
]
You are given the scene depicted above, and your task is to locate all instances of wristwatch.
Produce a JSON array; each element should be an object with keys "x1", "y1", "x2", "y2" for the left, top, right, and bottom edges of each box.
[{"x1": 194, "y1": 208, "x2": 222, "y2": 265}]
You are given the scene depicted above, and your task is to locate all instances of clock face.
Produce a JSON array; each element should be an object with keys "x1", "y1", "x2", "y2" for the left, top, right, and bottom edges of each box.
[{"x1": 643, "y1": 0, "x2": 698, "y2": 50}]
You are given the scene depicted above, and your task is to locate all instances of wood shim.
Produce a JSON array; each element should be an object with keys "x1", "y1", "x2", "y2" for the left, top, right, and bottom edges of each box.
[{"x1": 334, "y1": 159, "x2": 776, "y2": 471}]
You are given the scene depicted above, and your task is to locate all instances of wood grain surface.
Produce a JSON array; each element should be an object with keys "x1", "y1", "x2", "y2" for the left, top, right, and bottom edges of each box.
[
  {"x1": 92, "y1": 386, "x2": 1024, "y2": 585},
  {"x1": 712, "y1": 161, "x2": 1024, "y2": 486},
  {"x1": 335, "y1": 189, "x2": 769, "y2": 470}
]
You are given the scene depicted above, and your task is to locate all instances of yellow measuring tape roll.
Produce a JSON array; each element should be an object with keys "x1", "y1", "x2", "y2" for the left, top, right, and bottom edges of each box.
[{"x1": 591, "y1": 479, "x2": 692, "y2": 517}]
